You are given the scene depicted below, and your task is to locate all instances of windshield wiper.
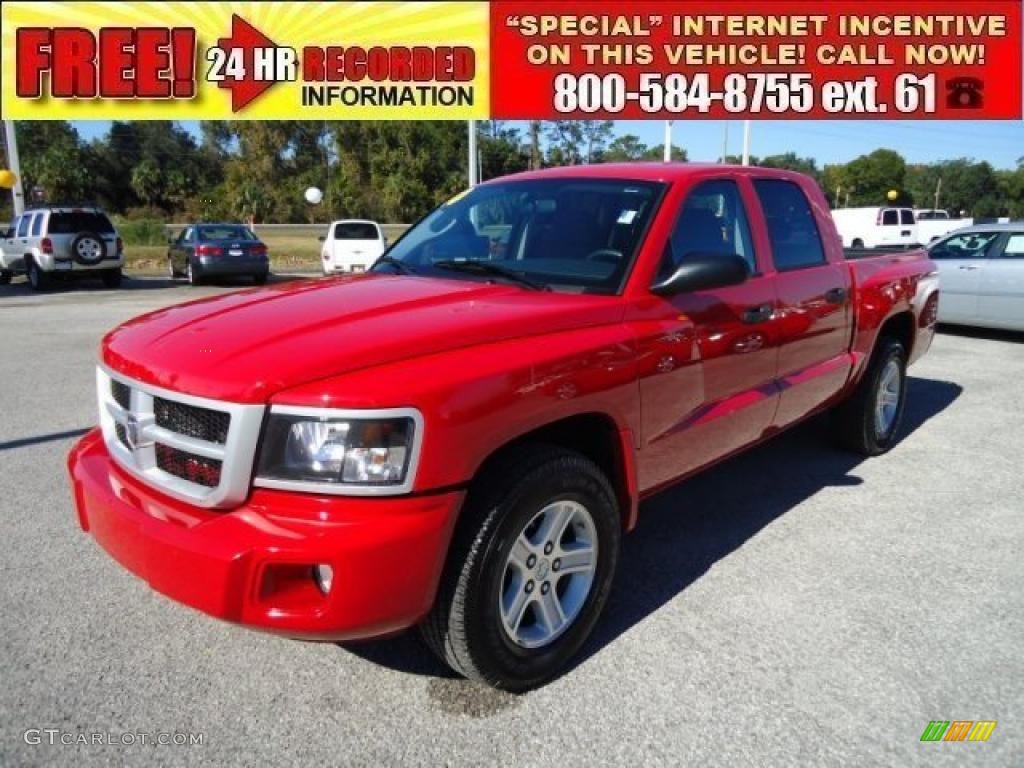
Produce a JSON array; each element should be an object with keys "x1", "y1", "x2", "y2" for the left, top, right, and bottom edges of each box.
[
  {"x1": 372, "y1": 255, "x2": 416, "y2": 275},
  {"x1": 432, "y1": 259, "x2": 548, "y2": 291}
]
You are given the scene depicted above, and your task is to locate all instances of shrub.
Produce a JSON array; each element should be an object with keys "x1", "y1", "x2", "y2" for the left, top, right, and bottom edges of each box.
[{"x1": 113, "y1": 217, "x2": 168, "y2": 246}]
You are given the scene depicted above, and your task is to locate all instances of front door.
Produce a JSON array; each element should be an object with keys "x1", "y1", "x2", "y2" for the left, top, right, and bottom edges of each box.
[
  {"x1": 930, "y1": 230, "x2": 1003, "y2": 324},
  {"x1": 977, "y1": 231, "x2": 1024, "y2": 329},
  {"x1": 751, "y1": 178, "x2": 853, "y2": 427},
  {"x1": 636, "y1": 177, "x2": 780, "y2": 491}
]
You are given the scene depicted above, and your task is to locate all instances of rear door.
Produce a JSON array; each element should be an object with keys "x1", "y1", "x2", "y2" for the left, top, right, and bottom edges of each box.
[
  {"x1": 977, "y1": 231, "x2": 1024, "y2": 329},
  {"x1": 752, "y1": 177, "x2": 853, "y2": 427},
  {"x1": 929, "y1": 230, "x2": 1002, "y2": 324}
]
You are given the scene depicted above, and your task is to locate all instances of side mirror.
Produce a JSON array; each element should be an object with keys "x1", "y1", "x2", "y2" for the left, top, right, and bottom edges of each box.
[
  {"x1": 651, "y1": 252, "x2": 750, "y2": 296},
  {"x1": 318, "y1": 235, "x2": 327, "y2": 242}
]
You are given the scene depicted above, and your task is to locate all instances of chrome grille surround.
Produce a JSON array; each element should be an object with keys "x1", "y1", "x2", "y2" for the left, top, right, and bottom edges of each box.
[{"x1": 96, "y1": 365, "x2": 265, "y2": 508}]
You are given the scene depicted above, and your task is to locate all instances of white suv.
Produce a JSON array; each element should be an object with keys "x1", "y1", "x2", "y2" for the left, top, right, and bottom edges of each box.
[
  {"x1": 319, "y1": 220, "x2": 387, "y2": 274},
  {"x1": 0, "y1": 206, "x2": 124, "y2": 290}
]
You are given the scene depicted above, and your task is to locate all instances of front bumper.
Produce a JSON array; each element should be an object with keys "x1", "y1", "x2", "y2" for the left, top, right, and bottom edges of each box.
[{"x1": 68, "y1": 429, "x2": 463, "y2": 640}]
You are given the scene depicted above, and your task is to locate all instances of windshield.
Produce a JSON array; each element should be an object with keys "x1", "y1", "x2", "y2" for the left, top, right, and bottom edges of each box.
[
  {"x1": 198, "y1": 225, "x2": 257, "y2": 241},
  {"x1": 375, "y1": 178, "x2": 664, "y2": 294},
  {"x1": 334, "y1": 222, "x2": 380, "y2": 240}
]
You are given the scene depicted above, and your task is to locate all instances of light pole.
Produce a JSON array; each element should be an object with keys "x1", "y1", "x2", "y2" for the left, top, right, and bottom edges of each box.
[
  {"x1": 468, "y1": 120, "x2": 478, "y2": 187},
  {"x1": 663, "y1": 121, "x2": 674, "y2": 162},
  {"x1": 2, "y1": 121, "x2": 25, "y2": 215},
  {"x1": 741, "y1": 120, "x2": 751, "y2": 166}
]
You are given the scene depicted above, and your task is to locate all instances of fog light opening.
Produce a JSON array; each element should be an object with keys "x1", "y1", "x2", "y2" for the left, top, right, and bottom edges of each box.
[{"x1": 312, "y1": 564, "x2": 334, "y2": 595}]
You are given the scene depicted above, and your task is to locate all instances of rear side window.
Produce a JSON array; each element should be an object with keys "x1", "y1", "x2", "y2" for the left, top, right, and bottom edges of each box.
[
  {"x1": 1001, "y1": 234, "x2": 1024, "y2": 258},
  {"x1": 17, "y1": 215, "x2": 32, "y2": 237},
  {"x1": 753, "y1": 179, "x2": 826, "y2": 271},
  {"x1": 900, "y1": 210, "x2": 915, "y2": 225},
  {"x1": 663, "y1": 179, "x2": 757, "y2": 277},
  {"x1": 334, "y1": 222, "x2": 380, "y2": 240},
  {"x1": 30, "y1": 214, "x2": 44, "y2": 236},
  {"x1": 881, "y1": 210, "x2": 899, "y2": 226},
  {"x1": 48, "y1": 211, "x2": 115, "y2": 234}
]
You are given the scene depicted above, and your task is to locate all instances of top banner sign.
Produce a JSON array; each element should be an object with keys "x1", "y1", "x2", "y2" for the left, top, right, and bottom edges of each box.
[{"x1": 1, "y1": 0, "x2": 1020, "y2": 119}]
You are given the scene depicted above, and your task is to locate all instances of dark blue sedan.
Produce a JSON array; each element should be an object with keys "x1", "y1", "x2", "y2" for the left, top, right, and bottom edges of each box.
[{"x1": 167, "y1": 223, "x2": 270, "y2": 285}]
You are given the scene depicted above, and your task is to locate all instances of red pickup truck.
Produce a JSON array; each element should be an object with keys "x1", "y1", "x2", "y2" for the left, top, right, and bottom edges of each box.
[{"x1": 69, "y1": 164, "x2": 939, "y2": 690}]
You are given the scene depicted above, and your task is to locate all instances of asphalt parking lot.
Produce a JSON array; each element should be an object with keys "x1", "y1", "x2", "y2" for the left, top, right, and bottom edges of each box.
[{"x1": 1, "y1": 275, "x2": 1021, "y2": 767}]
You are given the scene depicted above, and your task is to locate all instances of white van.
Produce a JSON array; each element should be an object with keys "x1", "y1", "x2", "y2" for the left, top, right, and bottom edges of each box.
[
  {"x1": 914, "y1": 209, "x2": 974, "y2": 244},
  {"x1": 319, "y1": 220, "x2": 387, "y2": 274},
  {"x1": 831, "y1": 207, "x2": 918, "y2": 249}
]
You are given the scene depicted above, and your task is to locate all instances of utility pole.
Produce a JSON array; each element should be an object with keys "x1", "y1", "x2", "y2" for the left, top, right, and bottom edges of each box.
[
  {"x1": 741, "y1": 120, "x2": 751, "y2": 166},
  {"x1": 721, "y1": 122, "x2": 729, "y2": 163},
  {"x1": 663, "y1": 121, "x2": 673, "y2": 162},
  {"x1": 835, "y1": 185, "x2": 842, "y2": 208},
  {"x1": 934, "y1": 177, "x2": 942, "y2": 211},
  {"x1": 2, "y1": 121, "x2": 25, "y2": 215},
  {"x1": 468, "y1": 120, "x2": 478, "y2": 187}
]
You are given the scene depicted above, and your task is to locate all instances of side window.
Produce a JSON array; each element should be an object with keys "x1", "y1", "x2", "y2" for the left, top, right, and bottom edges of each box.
[
  {"x1": 30, "y1": 214, "x2": 44, "y2": 236},
  {"x1": 1001, "y1": 234, "x2": 1024, "y2": 258},
  {"x1": 900, "y1": 209, "x2": 915, "y2": 225},
  {"x1": 881, "y1": 210, "x2": 899, "y2": 226},
  {"x1": 929, "y1": 232, "x2": 1000, "y2": 259},
  {"x1": 753, "y1": 179, "x2": 826, "y2": 271},
  {"x1": 183, "y1": 227, "x2": 195, "y2": 243},
  {"x1": 8, "y1": 217, "x2": 21, "y2": 237},
  {"x1": 17, "y1": 214, "x2": 32, "y2": 237},
  {"x1": 661, "y1": 179, "x2": 757, "y2": 278}
]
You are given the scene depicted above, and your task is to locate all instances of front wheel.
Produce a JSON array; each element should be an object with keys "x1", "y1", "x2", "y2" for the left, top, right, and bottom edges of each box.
[
  {"x1": 835, "y1": 337, "x2": 907, "y2": 455},
  {"x1": 420, "y1": 445, "x2": 620, "y2": 691}
]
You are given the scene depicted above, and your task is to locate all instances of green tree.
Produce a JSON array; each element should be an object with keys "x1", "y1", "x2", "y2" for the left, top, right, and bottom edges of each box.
[
  {"x1": 14, "y1": 121, "x2": 91, "y2": 203},
  {"x1": 839, "y1": 149, "x2": 908, "y2": 206},
  {"x1": 600, "y1": 134, "x2": 649, "y2": 162}
]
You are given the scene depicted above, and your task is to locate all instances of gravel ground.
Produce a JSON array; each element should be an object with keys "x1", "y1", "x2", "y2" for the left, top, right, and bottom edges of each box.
[{"x1": 1, "y1": 275, "x2": 1021, "y2": 767}]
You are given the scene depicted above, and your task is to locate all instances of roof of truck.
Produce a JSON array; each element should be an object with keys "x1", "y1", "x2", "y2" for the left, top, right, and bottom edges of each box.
[{"x1": 488, "y1": 162, "x2": 805, "y2": 184}]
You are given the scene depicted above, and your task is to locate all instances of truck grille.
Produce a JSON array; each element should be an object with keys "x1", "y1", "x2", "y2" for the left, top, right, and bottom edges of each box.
[
  {"x1": 155, "y1": 444, "x2": 223, "y2": 488},
  {"x1": 97, "y1": 367, "x2": 265, "y2": 508},
  {"x1": 154, "y1": 397, "x2": 231, "y2": 444}
]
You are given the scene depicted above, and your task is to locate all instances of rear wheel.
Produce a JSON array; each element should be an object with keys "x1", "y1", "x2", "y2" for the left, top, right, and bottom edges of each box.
[
  {"x1": 0, "y1": 270, "x2": 11, "y2": 285},
  {"x1": 835, "y1": 337, "x2": 907, "y2": 456},
  {"x1": 253, "y1": 271, "x2": 269, "y2": 285},
  {"x1": 26, "y1": 257, "x2": 51, "y2": 292},
  {"x1": 100, "y1": 268, "x2": 122, "y2": 288},
  {"x1": 420, "y1": 445, "x2": 620, "y2": 691},
  {"x1": 851, "y1": 238, "x2": 865, "y2": 249},
  {"x1": 167, "y1": 258, "x2": 179, "y2": 279},
  {"x1": 186, "y1": 260, "x2": 202, "y2": 286}
]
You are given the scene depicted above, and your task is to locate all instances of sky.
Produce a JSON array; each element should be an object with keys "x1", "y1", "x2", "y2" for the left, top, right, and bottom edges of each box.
[{"x1": 71, "y1": 119, "x2": 1024, "y2": 169}]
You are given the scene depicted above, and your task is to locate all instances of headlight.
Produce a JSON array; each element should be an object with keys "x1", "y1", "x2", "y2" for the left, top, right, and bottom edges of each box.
[{"x1": 254, "y1": 407, "x2": 422, "y2": 494}]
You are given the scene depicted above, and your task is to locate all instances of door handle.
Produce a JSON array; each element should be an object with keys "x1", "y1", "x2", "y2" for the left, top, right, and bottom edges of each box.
[
  {"x1": 824, "y1": 287, "x2": 848, "y2": 304},
  {"x1": 958, "y1": 264, "x2": 981, "y2": 271},
  {"x1": 742, "y1": 304, "x2": 774, "y2": 324}
]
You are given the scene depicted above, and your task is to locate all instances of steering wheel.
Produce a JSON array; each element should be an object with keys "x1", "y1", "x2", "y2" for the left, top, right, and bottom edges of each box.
[{"x1": 586, "y1": 249, "x2": 624, "y2": 264}]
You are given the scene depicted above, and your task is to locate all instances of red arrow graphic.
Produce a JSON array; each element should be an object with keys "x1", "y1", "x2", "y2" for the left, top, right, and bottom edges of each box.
[{"x1": 214, "y1": 14, "x2": 280, "y2": 112}]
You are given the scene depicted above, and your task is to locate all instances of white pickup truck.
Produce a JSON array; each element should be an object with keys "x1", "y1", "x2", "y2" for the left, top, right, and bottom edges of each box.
[
  {"x1": 831, "y1": 207, "x2": 918, "y2": 250},
  {"x1": 914, "y1": 209, "x2": 974, "y2": 244}
]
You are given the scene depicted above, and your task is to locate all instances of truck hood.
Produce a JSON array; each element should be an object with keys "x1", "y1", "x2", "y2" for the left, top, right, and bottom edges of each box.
[{"x1": 102, "y1": 274, "x2": 621, "y2": 402}]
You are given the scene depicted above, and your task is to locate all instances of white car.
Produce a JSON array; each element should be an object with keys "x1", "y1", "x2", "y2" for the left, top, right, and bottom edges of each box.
[
  {"x1": 319, "y1": 220, "x2": 387, "y2": 274},
  {"x1": 928, "y1": 224, "x2": 1024, "y2": 331},
  {"x1": 831, "y1": 206, "x2": 918, "y2": 249}
]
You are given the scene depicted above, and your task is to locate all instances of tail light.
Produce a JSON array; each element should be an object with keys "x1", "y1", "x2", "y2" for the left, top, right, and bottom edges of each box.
[
  {"x1": 40, "y1": 237, "x2": 53, "y2": 254},
  {"x1": 196, "y1": 244, "x2": 223, "y2": 256},
  {"x1": 116, "y1": 237, "x2": 124, "y2": 255},
  {"x1": 251, "y1": 244, "x2": 268, "y2": 256}
]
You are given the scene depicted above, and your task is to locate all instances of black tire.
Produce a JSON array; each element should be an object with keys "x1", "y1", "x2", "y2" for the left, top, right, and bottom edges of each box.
[
  {"x1": 253, "y1": 271, "x2": 269, "y2": 285},
  {"x1": 0, "y1": 270, "x2": 11, "y2": 285},
  {"x1": 835, "y1": 337, "x2": 908, "y2": 456},
  {"x1": 100, "y1": 268, "x2": 122, "y2": 288},
  {"x1": 26, "y1": 257, "x2": 51, "y2": 292},
  {"x1": 70, "y1": 231, "x2": 107, "y2": 265},
  {"x1": 851, "y1": 239, "x2": 865, "y2": 249},
  {"x1": 186, "y1": 259, "x2": 202, "y2": 286},
  {"x1": 420, "y1": 444, "x2": 621, "y2": 691}
]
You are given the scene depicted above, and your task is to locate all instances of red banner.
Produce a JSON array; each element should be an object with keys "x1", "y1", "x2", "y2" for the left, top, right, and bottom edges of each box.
[{"x1": 490, "y1": 0, "x2": 1023, "y2": 119}]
